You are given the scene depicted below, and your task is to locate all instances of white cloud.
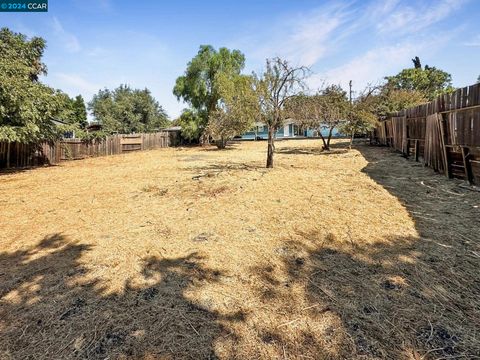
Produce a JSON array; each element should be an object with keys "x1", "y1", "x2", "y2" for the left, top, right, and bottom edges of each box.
[
  {"x1": 237, "y1": 0, "x2": 461, "y2": 69},
  {"x1": 312, "y1": 42, "x2": 420, "y2": 91},
  {"x1": 377, "y1": 0, "x2": 468, "y2": 35},
  {"x1": 51, "y1": 17, "x2": 81, "y2": 53},
  {"x1": 311, "y1": 29, "x2": 456, "y2": 94},
  {"x1": 235, "y1": 0, "x2": 467, "y2": 94},
  {"x1": 53, "y1": 73, "x2": 100, "y2": 95},
  {"x1": 238, "y1": 3, "x2": 353, "y2": 67}
]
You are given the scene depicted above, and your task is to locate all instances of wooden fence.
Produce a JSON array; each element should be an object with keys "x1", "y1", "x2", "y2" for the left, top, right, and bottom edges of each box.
[
  {"x1": 371, "y1": 82, "x2": 480, "y2": 184},
  {"x1": 0, "y1": 132, "x2": 172, "y2": 169}
]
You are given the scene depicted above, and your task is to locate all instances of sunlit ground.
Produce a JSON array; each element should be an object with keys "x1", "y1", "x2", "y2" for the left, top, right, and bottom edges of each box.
[{"x1": 1, "y1": 139, "x2": 478, "y2": 359}]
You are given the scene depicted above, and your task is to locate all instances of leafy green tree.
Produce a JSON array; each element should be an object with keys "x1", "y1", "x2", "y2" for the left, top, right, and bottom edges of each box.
[
  {"x1": 207, "y1": 73, "x2": 258, "y2": 149},
  {"x1": 253, "y1": 58, "x2": 309, "y2": 167},
  {"x1": 361, "y1": 85, "x2": 427, "y2": 118},
  {"x1": 477, "y1": 75, "x2": 480, "y2": 84},
  {"x1": 316, "y1": 85, "x2": 350, "y2": 150},
  {"x1": 0, "y1": 28, "x2": 61, "y2": 143},
  {"x1": 176, "y1": 109, "x2": 202, "y2": 143},
  {"x1": 289, "y1": 85, "x2": 349, "y2": 151},
  {"x1": 54, "y1": 92, "x2": 87, "y2": 129},
  {"x1": 173, "y1": 45, "x2": 245, "y2": 143},
  {"x1": 385, "y1": 57, "x2": 453, "y2": 100},
  {"x1": 88, "y1": 85, "x2": 168, "y2": 133},
  {"x1": 340, "y1": 100, "x2": 378, "y2": 149},
  {"x1": 72, "y1": 95, "x2": 88, "y2": 128}
]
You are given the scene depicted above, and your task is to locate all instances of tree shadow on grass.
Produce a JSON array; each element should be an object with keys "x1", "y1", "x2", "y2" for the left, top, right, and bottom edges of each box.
[
  {"x1": 0, "y1": 234, "x2": 243, "y2": 359},
  {"x1": 276, "y1": 140, "x2": 351, "y2": 156},
  {"x1": 276, "y1": 147, "x2": 349, "y2": 156},
  {"x1": 248, "y1": 233, "x2": 479, "y2": 359},
  {"x1": 201, "y1": 143, "x2": 240, "y2": 151},
  {"x1": 0, "y1": 164, "x2": 59, "y2": 177},
  {"x1": 244, "y1": 144, "x2": 479, "y2": 359},
  {"x1": 185, "y1": 162, "x2": 267, "y2": 181}
]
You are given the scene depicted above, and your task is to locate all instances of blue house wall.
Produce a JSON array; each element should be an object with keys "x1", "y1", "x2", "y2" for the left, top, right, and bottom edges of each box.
[{"x1": 241, "y1": 125, "x2": 342, "y2": 140}]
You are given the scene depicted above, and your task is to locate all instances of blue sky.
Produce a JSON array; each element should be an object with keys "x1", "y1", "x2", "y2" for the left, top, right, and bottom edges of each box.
[{"x1": 1, "y1": 0, "x2": 479, "y2": 119}]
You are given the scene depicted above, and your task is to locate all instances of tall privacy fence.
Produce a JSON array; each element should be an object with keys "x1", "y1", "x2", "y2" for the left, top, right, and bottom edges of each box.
[
  {"x1": 0, "y1": 132, "x2": 174, "y2": 170},
  {"x1": 371, "y1": 83, "x2": 480, "y2": 185}
]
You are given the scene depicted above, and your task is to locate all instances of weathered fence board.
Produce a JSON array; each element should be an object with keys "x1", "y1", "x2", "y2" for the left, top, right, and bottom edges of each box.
[
  {"x1": 371, "y1": 83, "x2": 480, "y2": 185},
  {"x1": 0, "y1": 132, "x2": 170, "y2": 170}
]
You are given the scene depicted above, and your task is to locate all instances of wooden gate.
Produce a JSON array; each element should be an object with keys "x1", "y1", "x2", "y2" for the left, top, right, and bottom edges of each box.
[{"x1": 120, "y1": 135, "x2": 142, "y2": 152}]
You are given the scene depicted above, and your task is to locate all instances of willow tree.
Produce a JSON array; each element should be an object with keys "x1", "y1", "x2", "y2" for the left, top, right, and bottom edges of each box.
[
  {"x1": 207, "y1": 73, "x2": 258, "y2": 149},
  {"x1": 173, "y1": 45, "x2": 245, "y2": 144},
  {"x1": 254, "y1": 58, "x2": 308, "y2": 168}
]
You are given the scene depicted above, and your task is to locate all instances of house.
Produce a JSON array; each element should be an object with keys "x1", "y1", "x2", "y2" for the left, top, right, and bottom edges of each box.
[
  {"x1": 86, "y1": 122, "x2": 103, "y2": 133},
  {"x1": 51, "y1": 118, "x2": 76, "y2": 139},
  {"x1": 240, "y1": 119, "x2": 341, "y2": 140},
  {"x1": 160, "y1": 125, "x2": 184, "y2": 146}
]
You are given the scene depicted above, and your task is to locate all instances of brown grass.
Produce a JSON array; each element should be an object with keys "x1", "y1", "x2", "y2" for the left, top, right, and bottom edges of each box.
[{"x1": 0, "y1": 139, "x2": 479, "y2": 359}]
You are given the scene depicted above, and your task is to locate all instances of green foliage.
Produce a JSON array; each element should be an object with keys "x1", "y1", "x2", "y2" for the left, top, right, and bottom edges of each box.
[
  {"x1": 292, "y1": 85, "x2": 350, "y2": 130},
  {"x1": 207, "y1": 73, "x2": 258, "y2": 148},
  {"x1": 0, "y1": 28, "x2": 62, "y2": 142},
  {"x1": 361, "y1": 86, "x2": 427, "y2": 118},
  {"x1": 173, "y1": 45, "x2": 246, "y2": 138},
  {"x1": 54, "y1": 93, "x2": 88, "y2": 129},
  {"x1": 72, "y1": 95, "x2": 88, "y2": 128},
  {"x1": 340, "y1": 103, "x2": 378, "y2": 140},
  {"x1": 318, "y1": 85, "x2": 350, "y2": 126},
  {"x1": 477, "y1": 75, "x2": 480, "y2": 84},
  {"x1": 88, "y1": 85, "x2": 169, "y2": 134},
  {"x1": 289, "y1": 85, "x2": 349, "y2": 149},
  {"x1": 385, "y1": 58, "x2": 454, "y2": 100},
  {"x1": 176, "y1": 109, "x2": 203, "y2": 142}
]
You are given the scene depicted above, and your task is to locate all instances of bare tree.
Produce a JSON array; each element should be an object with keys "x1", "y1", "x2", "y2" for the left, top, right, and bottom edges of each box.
[{"x1": 253, "y1": 58, "x2": 309, "y2": 168}]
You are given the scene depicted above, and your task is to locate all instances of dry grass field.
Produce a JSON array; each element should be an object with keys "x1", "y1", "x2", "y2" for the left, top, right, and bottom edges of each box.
[{"x1": 0, "y1": 139, "x2": 479, "y2": 359}]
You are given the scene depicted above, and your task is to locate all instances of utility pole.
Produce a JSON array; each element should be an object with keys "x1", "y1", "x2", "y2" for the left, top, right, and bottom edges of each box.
[
  {"x1": 349, "y1": 80, "x2": 353, "y2": 104},
  {"x1": 348, "y1": 80, "x2": 354, "y2": 149}
]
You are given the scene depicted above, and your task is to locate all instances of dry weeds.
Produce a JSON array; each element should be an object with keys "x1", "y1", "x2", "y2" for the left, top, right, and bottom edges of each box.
[{"x1": 0, "y1": 139, "x2": 479, "y2": 359}]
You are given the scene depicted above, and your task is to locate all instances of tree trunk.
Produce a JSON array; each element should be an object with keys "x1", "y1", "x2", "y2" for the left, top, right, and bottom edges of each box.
[
  {"x1": 201, "y1": 132, "x2": 210, "y2": 146},
  {"x1": 349, "y1": 131, "x2": 354, "y2": 149},
  {"x1": 319, "y1": 132, "x2": 328, "y2": 150},
  {"x1": 325, "y1": 127, "x2": 334, "y2": 150},
  {"x1": 266, "y1": 127, "x2": 274, "y2": 168},
  {"x1": 216, "y1": 137, "x2": 227, "y2": 149}
]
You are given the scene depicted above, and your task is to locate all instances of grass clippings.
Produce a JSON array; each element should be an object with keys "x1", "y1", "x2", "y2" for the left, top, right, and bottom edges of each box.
[{"x1": 0, "y1": 139, "x2": 479, "y2": 359}]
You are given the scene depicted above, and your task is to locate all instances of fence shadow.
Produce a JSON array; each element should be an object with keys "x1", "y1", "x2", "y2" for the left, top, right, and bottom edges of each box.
[
  {"x1": 0, "y1": 234, "x2": 241, "y2": 358},
  {"x1": 243, "y1": 143, "x2": 479, "y2": 358}
]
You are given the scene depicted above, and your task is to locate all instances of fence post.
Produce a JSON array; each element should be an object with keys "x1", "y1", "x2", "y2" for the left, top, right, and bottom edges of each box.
[
  {"x1": 438, "y1": 113, "x2": 452, "y2": 178},
  {"x1": 6, "y1": 141, "x2": 10, "y2": 168},
  {"x1": 461, "y1": 147, "x2": 474, "y2": 184},
  {"x1": 415, "y1": 140, "x2": 419, "y2": 162}
]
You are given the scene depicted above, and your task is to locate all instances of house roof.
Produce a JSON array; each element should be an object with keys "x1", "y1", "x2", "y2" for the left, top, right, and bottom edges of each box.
[
  {"x1": 161, "y1": 126, "x2": 182, "y2": 131},
  {"x1": 51, "y1": 118, "x2": 68, "y2": 126}
]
